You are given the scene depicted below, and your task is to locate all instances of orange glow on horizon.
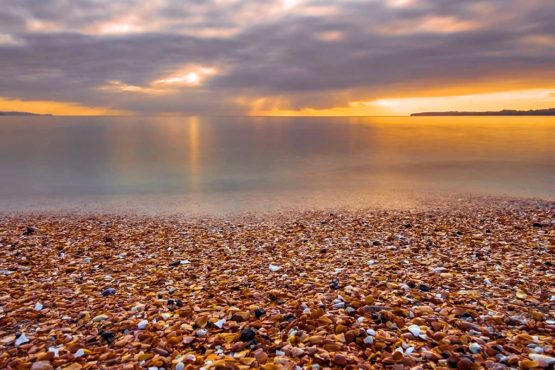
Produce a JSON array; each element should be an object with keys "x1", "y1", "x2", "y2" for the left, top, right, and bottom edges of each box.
[
  {"x1": 249, "y1": 88, "x2": 555, "y2": 117},
  {"x1": 0, "y1": 97, "x2": 131, "y2": 116},
  {"x1": 3, "y1": 86, "x2": 555, "y2": 117}
]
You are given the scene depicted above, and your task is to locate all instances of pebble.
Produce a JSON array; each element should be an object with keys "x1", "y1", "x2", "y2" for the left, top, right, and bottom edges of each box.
[
  {"x1": 137, "y1": 319, "x2": 148, "y2": 329},
  {"x1": 469, "y1": 342, "x2": 482, "y2": 353},
  {"x1": 363, "y1": 336, "x2": 374, "y2": 344},
  {"x1": 15, "y1": 333, "x2": 29, "y2": 346},
  {"x1": 92, "y1": 314, "x2": 109, "y2": 322},
  {"x1": 457, "y1": 357, "x2": 474, "y2": 370},
  {"x1": 254, "y1": 307, "x2": 266, "y2": 319},
  {"x1": 131, "y1": 303, "x2": 145, "y2": 312},
  {"x1": 31, "y1": 361, "x2": 52, "y2": 370},
  {"x1": 102, "y1": 287, "x2": 116, "y2": 296},
  {"x1": 334, "y1": 354, "x2": 348, "y2": 366},
  {"x1": 269, "y1": 263, "x2": 281, "y2": 272},
  {"x1": 99, "y1": 330, "x2": 114, "y2": 343},
  {"x1": 34, "y1": 302, "x2": 43, "y2": 311},
  {"x1": 408, "y1": 324, "x2": 421, "y2": 337},
  {"x1": 239, "y1": 328, "x2": 256, "y2": 342},
  {"x1": 0, "y1": 203, "x2": 552, "y2": 369},
  {"x1": 529, "y1": 354, "x2": 555, "y2": 367},
  {"x1": 214, "y1": 319, "x2": 226, "y2": 329}
]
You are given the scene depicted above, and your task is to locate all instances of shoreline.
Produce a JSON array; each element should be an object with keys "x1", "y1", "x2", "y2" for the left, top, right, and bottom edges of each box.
[
  {"x1": 0, "y1": 198, "x2": 554, "y2": 369},
  {"x1": 1, "y1": 193, "x2": 554, "y2": 219}
]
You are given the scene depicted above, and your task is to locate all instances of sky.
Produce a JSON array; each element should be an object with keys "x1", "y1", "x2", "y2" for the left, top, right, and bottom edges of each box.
[{"x1": 0, "y1": 0, "x2": 554, "y2": 116}]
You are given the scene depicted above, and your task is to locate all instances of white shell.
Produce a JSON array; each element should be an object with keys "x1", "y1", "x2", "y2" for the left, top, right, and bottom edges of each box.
[{"x1": 408, "y1": 324, "x2": 421, "y2": 337}]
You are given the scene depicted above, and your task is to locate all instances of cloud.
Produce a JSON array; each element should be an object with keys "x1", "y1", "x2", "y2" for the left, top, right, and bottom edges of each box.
[
  {"x1": 0, "y1": 33, "x2": 24, "y2": 46},
  {"x1": 0, "y1": 0, "x2": 554, "y2": 115}
]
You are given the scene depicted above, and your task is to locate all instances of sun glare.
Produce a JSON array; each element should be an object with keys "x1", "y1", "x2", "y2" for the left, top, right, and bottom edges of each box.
[{"x1": 153, "y1": 66, "x2": 217, "y2": 87}]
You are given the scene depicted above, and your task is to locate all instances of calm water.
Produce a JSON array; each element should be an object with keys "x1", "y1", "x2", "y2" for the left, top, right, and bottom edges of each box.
[{"x1": 0, "y1": 116, "x2": 553, "y2": 214}]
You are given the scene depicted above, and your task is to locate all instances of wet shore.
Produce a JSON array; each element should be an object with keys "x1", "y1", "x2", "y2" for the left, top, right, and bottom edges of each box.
[{"x1": 0, "y1": 199, "x2": 554, "y2": 369}]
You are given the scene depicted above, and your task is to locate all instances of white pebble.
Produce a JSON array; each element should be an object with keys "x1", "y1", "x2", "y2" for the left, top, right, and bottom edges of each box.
[
  {"x1": 175, "y1": 362, "x2": 185, "y2": 370},
  {"x1": 408, "y1": 324, "x2": 421, "y2": 337},
  {"x1": 276, "y1": 350, "x2": 285, "y2": 356},
  {"x1": 74, "y1": 349, "x2": 85, "y2": 358},
  {"x1": 180, "y1": 259, "x2": 190, "y2": 265},
  {"x1": 132, "y1": 303, "x2": 145, "y2": 312},
  {"x1": 48, "y1": 346, "x2": 60, "y2": 357},
  {"x1": 332, "y1": 301, "x2": 345, "y2": 309},
  {"x1": 469, "y1": 342, "x2": 482, "y2": 353},
  {"x1": 138, "y1": 319, "x2": 148, "y2": 329},
  {"x1": 214, "y1": 319, "x2": 226, "y2": 329},
  {"x1": 529, "y1": 354, "x2": 555, "y2": 367},
  {"x1": 15, "y1": 333, "x2": 29, "y2": 346},
  {"x1": 366, "y1": 328, "x2": 376, "y2": 336},
  {"x1": 34, "y1": 302, "x2": 43, "y2": 311},
  {"x1": 269, "y1": 264, "x2": 281, "y2": 272},
  {"x1": 363, "y1": 336, "x2": 374, "y2": 344}
]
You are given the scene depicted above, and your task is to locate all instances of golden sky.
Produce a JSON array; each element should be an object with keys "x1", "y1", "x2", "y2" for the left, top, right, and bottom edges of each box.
[{"x1": 1, "y1": 0, "x2": 554, "y2": 116}]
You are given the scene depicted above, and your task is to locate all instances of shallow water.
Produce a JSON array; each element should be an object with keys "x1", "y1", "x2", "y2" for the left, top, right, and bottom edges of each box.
[{"x1": 0, "y1": 116, "x2": 553, "y2": 214}]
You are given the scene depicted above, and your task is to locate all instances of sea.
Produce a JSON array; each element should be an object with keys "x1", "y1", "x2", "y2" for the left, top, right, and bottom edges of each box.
[{"x1": 0, "y1": 116, "x2": 553, "y2": 214}]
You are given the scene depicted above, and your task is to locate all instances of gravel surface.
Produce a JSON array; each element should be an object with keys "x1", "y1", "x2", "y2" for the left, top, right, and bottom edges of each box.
[{"x1": 0, "y1": 199, "x2": 554, "y2": 369}]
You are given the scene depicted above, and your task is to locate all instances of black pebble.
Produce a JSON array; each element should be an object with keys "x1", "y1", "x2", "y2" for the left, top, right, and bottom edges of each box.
[
  {"x1": 329, "y1": 280, "x2": 340, "y2": 290},
  {"x1": 99, "y1": 330, "x2": 115, "y2": 343},
  {"x1": 418, "y1": 284, "x2": 431, "y2": 292},
  {"x1": 24, "y1": 227, "x2": 36, "y2": 235},
  {"x1": 239, "y1": 328, "x2": 256, "y2": 342},
  {"x1": 372, "y1": 240, "x2": 381, "y2": 246},
  {"x1": 175, "y1": 299, "x2": 183, "y2": 307},
  {"x1": 284, "y1": 313, "x2": 295, "y2": 322},
  {"x1": 532, "y1": 222, "x2": 543, "y2": 228},
  {"x1": 254, "y1": 308, "x2": 265, "y2": 319},
  {"x1": 102, "y1": 288, "x2": 116, "y2": 296}
]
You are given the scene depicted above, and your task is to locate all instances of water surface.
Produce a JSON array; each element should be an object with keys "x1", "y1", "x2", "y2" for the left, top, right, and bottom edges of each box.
[{"x1": 0, "y1": 116, "x2": 553, "y2": 214}]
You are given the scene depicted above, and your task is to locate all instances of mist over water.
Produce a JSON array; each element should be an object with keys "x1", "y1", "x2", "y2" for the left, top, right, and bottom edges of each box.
[{"x1": 0, "y1": 116, "x2": 553, "y2": 214}]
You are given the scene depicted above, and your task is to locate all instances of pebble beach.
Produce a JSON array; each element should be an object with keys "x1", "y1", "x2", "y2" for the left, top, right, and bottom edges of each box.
[{"x1": 1, "y1": 198, "x2": 554, "y2": 369}]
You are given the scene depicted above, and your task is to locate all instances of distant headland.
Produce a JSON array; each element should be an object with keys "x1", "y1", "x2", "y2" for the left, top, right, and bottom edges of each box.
[
  {"x1": 0, "y1": 111, "x2": 53, "y2": 116},
  {"x1": 411, "y1": 108, "x2": 555, "y2": 116}
]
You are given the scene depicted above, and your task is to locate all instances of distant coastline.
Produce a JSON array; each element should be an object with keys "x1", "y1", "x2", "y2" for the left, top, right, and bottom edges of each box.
[
  {"x1": 0, "y1": 111, "x2": 53, "y2": 116},
  {"x1": 411, "y1": 108, "x2": 555, "y2": 116}
]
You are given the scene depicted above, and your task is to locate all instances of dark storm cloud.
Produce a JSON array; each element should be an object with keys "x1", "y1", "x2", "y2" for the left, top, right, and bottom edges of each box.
[{"x1": 0, "y1": 0, "x2": 554, "y2": 114}]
